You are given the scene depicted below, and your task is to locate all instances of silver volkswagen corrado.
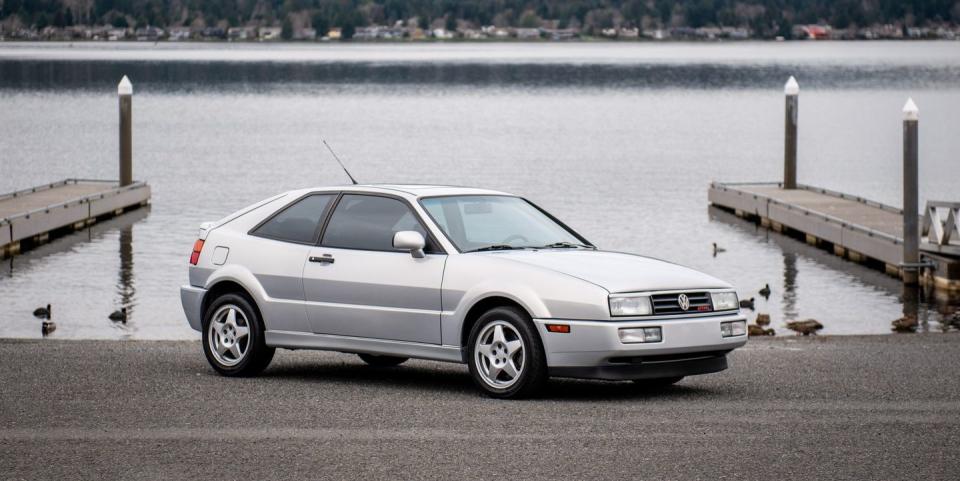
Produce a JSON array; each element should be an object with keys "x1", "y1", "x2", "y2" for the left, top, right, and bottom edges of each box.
[{"x1": 181, "y1": 185, "x2": 747, "y2": 398}]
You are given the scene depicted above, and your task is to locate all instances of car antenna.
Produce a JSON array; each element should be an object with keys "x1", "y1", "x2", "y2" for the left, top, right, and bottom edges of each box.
[{"x1": 322, "y1": 139, "x2": 358, "y2": 185}]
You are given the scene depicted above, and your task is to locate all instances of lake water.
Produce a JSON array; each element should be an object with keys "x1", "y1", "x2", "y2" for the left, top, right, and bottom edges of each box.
[{"x1": 1, "y1": 41, "x2": 959, "y2": 339}]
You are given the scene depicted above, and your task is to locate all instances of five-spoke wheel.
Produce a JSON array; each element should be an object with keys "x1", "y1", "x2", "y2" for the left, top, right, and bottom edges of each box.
[
  {"x1": 474, "y1": 321, "x2": 525, "y2": 389},
  {"x1": 467, "y1": 306, "x2": 546, "y2": 399},
  {"x1": 202, "y1": 293, "x2": 274, "y2": 376},
  {"x1": 208, "y1": 304, "x2": 251, "y2": 366}
]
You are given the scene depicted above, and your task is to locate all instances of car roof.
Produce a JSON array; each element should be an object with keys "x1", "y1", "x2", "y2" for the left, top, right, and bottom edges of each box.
[{"x1": 286, "y1": 184, "x2": 515, "y2": 199}]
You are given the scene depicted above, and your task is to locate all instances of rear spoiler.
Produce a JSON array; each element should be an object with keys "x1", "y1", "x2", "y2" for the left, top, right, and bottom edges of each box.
[{"x1": 197, "y1": 222, "x2": 215, "y2": 241}]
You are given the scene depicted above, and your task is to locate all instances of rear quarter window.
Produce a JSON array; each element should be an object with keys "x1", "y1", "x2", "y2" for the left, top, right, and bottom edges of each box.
[{"x1": 250, "y1": 194, "x2": 335, "y2": 244}]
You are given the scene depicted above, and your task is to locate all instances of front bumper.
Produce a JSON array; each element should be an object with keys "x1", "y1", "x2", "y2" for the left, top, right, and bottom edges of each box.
[
  {"x1": 549, "y1": 352, "x2": 728, "y2": 381},
  {"x1": 180, "y1": 285, "x2": 206, "y2": 332},
  {"x1": 533, "y1": 312, "x2": 747, "y2": 380}
]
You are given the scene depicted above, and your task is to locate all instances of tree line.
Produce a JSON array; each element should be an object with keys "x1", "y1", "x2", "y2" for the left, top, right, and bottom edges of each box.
[{"x1": 2, "y1": 1, "x2": 958, "y2": 38}]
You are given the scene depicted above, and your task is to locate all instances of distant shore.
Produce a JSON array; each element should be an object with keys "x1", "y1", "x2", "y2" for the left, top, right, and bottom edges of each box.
[
  {"x1": 3, "y1": 22, "x2": 958, "y2": 44},
  {"x1": 2, "y1": 37, "x2": 959, "y2": 44}
]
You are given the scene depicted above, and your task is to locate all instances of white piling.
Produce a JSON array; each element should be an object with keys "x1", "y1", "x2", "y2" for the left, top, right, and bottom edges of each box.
[
  {"x1": 783, "y1": 76, "x2": 799, "y2": 189},
  {"x1": 118, "y1": 76, "x2": 133, "y2": 187},
  {"x1": 902, "y1": 98, "x2": 919, "y2": 285}
]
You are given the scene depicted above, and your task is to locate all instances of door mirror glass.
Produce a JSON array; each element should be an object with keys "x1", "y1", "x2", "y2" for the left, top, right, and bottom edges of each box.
[{"x1": 393, "y1": 231, "x2": 426, "y2": 258}]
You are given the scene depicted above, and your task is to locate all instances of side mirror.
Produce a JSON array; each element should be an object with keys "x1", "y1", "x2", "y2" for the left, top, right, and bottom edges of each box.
[{"x1": 393, "y1": 231, "x2": 426, "y2": 258}]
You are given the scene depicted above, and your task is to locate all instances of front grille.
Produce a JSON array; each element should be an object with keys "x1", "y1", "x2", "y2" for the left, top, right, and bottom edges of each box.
[{"x1": 651, "y1": 292, "x2": 712, "y2": 315}]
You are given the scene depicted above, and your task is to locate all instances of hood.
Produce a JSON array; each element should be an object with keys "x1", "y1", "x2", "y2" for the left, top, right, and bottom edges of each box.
[{"x1": 485, "y1": 249, "x2": 731, "y2": 294}]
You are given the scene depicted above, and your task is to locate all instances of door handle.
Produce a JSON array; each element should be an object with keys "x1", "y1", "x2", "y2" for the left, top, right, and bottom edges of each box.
[{"x1": 309, "y1": 255, "x2": 335, "y2": 264}]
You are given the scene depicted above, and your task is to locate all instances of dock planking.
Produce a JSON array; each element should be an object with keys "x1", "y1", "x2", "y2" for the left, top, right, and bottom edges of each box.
[
  {"x1": 709, "y1": 181, "x2": 960, "y2": 289},
  {"x1": 709, "y1": 181, "x2": 909, "y2": 267},
  {"x1": 740, "y1": 184, "x2": 904, "y2": 238},
  {"x1": 0, "y1": 179, "x2": 150, "y2": 257}
]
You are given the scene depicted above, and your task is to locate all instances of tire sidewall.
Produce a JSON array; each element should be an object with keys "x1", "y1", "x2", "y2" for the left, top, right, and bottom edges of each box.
[
  {"x1": 201, "y1": 293, "x2": 269, "y2": 376},
  {"x1": 467, "y1": 306, "x2": 546, "y2": 399}
]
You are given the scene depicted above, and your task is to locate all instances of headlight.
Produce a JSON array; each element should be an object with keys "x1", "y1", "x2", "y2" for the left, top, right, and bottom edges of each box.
[
  {"x1": 711, "y1": 291, "x2": 739, "y2": 311},
  {"x1": 609, "y1": 295, "x2": 652, "y2": 316}
]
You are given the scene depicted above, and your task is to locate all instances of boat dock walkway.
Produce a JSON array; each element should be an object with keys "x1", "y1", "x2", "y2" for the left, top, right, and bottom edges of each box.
[
  {"x1": 709, "y1": 181, "x2": 960, "y2": 289},
  {"x1": 0, "y1": 179, "x2": 151, "y2": 257},
  {"x1": 708, "y1": 81, "x2": 959, "y2": 289}
]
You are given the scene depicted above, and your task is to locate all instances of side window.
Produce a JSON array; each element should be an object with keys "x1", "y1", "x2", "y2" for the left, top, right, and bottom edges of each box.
[
  {"x1": 251, "y1": 194, "x2": 335, "y2": 244},
  {"x1": 322, "y1": 195, "x2": 440, "y2": 253}
]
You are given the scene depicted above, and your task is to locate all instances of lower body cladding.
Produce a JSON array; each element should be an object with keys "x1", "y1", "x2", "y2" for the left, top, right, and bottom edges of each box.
[{"x1": 534, "y1": 313, "x2": 748, "y2": 381}]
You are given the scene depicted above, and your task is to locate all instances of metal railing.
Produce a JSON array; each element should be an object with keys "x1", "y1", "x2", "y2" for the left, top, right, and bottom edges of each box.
[{"x1": 923, "y1": 201, "x2": 960, "y2": 246}]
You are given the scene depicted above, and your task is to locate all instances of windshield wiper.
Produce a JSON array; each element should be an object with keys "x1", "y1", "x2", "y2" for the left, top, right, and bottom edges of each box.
[
  {"x1": 467, "y1": 244, "x2": 525, "y2": 253},
  {"x1": 536, "y1": 241, "x2": 596, "y2": 250}
]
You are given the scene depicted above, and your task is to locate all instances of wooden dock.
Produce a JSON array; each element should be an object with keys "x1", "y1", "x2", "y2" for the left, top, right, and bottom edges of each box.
[
  {"x1": 709, "y1": 181, "x2": 960, "y2": 289},
  {"x1": 0, "y1": 179, "x2": 151, "y2": 258}
]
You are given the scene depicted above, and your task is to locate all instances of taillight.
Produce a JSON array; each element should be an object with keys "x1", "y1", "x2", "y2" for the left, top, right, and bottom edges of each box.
[{"x1": 190, "y1": 239, "x2": 205, "y2": 265}]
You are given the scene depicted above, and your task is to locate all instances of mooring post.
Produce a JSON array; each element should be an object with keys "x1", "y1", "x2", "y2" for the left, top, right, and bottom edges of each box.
[
  {"x1": 783, "y1": 76, "x2": 799, "y2": 189},
  {"x1": 902, "y1": 98, "x2": 920, "y2": 285},
  {"x1": 118, "y1": 76, "x2": 133, "y2": 187}
]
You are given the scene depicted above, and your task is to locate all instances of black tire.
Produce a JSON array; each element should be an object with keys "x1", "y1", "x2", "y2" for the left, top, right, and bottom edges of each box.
[
  {"x1": 201, "y1": 293, "x2": 274, "y2": 377},
  {"x1": 358, "y1": 353, "x2": 408, "y2": 367},
  {"x1": 467, "y1": 306, "x2": 547, "y2": 399},
  {"x1": 632, "y1": 376, "x2": 684, "y2": 388}
]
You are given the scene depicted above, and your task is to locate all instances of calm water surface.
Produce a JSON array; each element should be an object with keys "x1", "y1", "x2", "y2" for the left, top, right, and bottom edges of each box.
[{"x1": 1, "y1": 42, "x2": 958, "y2": 339}]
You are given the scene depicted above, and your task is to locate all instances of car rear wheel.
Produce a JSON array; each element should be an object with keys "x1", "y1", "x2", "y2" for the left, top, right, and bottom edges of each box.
[
  {"x1": 467, "y1": 306, "x2": 547, "y2": 399},
  {"x1": 202, "y1": 293, "x2": 274, "y2": 377},
  {"x1": 357, "y1": 353, "x2": 408, "y2": 367}
]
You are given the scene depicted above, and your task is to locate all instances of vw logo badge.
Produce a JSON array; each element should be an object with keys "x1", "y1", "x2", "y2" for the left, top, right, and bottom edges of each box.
[{"x1": 677, "y1": 293, "x2": 690, "y2": 311}]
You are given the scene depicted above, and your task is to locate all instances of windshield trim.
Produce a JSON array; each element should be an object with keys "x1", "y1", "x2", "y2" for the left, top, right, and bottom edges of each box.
[{"x1": 416, "y1": 194, "x2": 594, "y2": 254}]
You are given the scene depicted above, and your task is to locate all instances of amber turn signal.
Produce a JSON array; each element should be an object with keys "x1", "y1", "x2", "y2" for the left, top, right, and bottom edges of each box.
[{"x1": 545, "y1": 324, "x2": 570, "y2": 333}]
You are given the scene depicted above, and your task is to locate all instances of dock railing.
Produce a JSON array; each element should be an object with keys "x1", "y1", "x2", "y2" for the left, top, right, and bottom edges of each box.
[{"x1": 923, "y1": 201, "x2": 960, "y2": 255}]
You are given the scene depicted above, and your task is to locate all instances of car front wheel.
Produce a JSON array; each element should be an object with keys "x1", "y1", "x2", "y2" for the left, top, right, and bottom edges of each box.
[
  {"x1": 467, "y1": 306, "x2": 547, "y2": 399},
  {"x1": 202, "y1": 293, "x2": 274, "y2": 377}
]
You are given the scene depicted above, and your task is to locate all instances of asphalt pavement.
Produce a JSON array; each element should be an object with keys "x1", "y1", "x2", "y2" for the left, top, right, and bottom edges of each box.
[{"x1": 1, "y1": 334, "x2": 959, "y2": 480}]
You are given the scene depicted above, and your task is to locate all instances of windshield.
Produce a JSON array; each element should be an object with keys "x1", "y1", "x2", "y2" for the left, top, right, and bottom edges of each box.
[{"x1": 420, "y1": 195, "x2": 590, "y2": 253}]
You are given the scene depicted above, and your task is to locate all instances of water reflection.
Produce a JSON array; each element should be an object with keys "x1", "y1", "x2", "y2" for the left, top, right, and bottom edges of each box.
[
  {"x1": 115, "y1": 223, "x2": 135, "y2": 333},
  {"x1": 0, "y1": 206, "x2": 149, "y2": 338},
  {"x1": 782, "y1": 251, "x2": 799, "y2": 321},
  {"x1": 708, "y1": 206, "x2": 959, "y2": 332},
  {"x1": 901, "y1": 286, "x2": 920, "y2": 328},
  {"x1": 0, "y1": 206, "x2": 149, "y2": 279},
  {"x1": 1, "y1": 59, "x2": 958, "y2": 92}
]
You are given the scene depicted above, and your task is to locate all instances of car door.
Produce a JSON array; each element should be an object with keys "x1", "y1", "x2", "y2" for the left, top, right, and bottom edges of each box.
[
  {"x1": 303, "y1": 193, "x2": 446, "y2": 344},
  {"x1": 245, "y1": 193, "x2": 338, "y2": 333}
]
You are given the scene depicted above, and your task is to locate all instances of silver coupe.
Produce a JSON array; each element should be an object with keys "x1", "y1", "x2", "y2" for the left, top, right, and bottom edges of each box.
[{"x1": 181, "y1": 185, "x2": 747, "y2": 398}]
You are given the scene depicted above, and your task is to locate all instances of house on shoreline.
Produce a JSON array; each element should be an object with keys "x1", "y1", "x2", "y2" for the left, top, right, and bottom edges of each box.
[{"x1": 2, "y1": 20, "x2": 958, "y2": 42}]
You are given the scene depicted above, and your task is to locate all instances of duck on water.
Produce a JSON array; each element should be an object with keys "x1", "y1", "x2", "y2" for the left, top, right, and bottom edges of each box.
[
  {"x1": 33, "y1": 304, "x2": 51, "y2": 319},
  {"x1": 109, "y1": 308, "x2": 127, "y2": 323}
]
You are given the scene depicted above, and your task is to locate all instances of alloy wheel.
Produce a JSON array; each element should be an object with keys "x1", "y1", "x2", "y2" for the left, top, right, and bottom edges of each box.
[
  {"x1": 474, "y1": 320, "x2": 525, "y2": 389},
  {"x1": 207, "y1": 304, "x2": 251, "y2": 367}
]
